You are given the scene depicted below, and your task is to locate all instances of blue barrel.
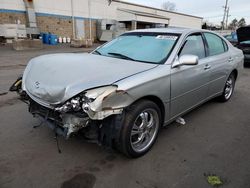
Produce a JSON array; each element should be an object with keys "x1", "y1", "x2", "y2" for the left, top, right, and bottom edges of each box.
[
  {"x1": 40, "y1": 32, "x2": 44, "y2": 41},
  {"x1": 42, "y1": 33, "x2": 49, "y2": 44},
  {"x1": 49, "y1": 34, "x2": 58, "y2": 45}
]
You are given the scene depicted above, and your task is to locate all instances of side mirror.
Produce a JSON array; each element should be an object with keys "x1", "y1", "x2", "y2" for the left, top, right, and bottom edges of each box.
[{"x1": 172, "y1": 55, "x2": 199, "y2": 68}]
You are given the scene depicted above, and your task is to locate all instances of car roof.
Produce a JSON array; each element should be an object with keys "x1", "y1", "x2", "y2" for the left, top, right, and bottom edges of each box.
[{"x1": 125, "y1": 27, "x2": 202, "y2": 35}]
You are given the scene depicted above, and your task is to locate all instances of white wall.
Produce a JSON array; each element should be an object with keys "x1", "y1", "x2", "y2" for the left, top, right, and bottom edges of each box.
[
  {"x1": 0, "y1": 0, "x2": 25, "y2": 11},
  {"x1": 33, "y1": 0, "x2": 73, "y2": 16},
  {"x1": 0, "y1": 0, "x2": 202, "y2": 28},
  {"x1": 115, "y1": 2, "x2": 202, "y2": 28}
]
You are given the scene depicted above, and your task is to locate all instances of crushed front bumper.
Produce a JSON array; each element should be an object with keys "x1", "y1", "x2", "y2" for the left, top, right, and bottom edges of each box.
[
  {"x1": 35, "y1": 114, "x2": 69, "y2": 137},
  {"x1": 9, "y1": 77, "x2": 125, "y2": 142},
  {"x1": 29, "y1": 99, "x2": 90, "y2": 139}
]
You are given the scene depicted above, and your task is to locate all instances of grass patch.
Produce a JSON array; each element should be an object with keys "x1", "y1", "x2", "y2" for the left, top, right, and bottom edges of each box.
[{"x1": 204, "y1": 173, "x2": 223, "y2": 187}]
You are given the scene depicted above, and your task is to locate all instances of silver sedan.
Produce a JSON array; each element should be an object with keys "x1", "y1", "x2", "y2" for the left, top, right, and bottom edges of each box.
[{"x1": 10, "y1": 28, "x2": 244, "y2": 157}]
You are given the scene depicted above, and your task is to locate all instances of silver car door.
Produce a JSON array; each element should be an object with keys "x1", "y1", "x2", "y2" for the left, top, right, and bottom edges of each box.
[
  {"x1": 170, "y1": 33, "x2": 210, "y2": 119},
  {"x1": 203, "y1": 32, "x2": 231, "y2": 97}
]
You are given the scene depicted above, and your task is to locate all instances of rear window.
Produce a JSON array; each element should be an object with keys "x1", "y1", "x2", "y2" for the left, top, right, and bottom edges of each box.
[{"x1": 204, "y1": 33, "x2": 227, "y2": 56}]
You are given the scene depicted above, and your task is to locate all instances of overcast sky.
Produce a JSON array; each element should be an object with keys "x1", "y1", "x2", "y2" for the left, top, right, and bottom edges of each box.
[{"x1": 123, "y1": 0, "x2": 250, "y2": 25}]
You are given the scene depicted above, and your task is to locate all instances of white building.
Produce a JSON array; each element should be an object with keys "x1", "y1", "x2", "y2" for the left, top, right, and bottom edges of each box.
[{"x1": 0, "y1": 0, "x2": 203, "y2": 40}]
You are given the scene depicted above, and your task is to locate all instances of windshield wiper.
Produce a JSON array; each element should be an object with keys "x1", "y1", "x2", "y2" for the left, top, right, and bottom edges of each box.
[
  {"x1": 93, "y1": 50, "x2": 102, "y2": 55},
  {"x1": 108, "y1": 52, "x2": 136, "y2": 61}
]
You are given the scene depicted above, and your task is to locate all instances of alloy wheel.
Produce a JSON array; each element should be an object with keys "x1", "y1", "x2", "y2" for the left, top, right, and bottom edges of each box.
[
  {"x1": 130, "y1": 109, "x2": 159, "y2": 153},
  {"x1": 224, "y1": 76, "x2": 234, "y2": 100}
]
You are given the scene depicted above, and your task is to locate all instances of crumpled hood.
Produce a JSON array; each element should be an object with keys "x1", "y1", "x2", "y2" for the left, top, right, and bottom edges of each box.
[
  {"x1": 237, "y1": 26, "x2": 250, "y2": 43},
  {"x1": 23, "y1": 53, "x2": 157, "y2": 105}
]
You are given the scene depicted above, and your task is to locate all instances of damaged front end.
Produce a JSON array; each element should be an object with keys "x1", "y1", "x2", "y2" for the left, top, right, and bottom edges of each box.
[
  {"x1": 29, "y1": 99, "x2": 90, "y2": 139},
  {"x1": 10, "y1": 78, "x2": 133, "y2": 140}
]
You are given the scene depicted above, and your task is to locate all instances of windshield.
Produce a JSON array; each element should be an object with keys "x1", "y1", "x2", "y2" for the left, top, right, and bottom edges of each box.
[{"x1": 94, "y1": 32, "x2": 180, "y2": 64}]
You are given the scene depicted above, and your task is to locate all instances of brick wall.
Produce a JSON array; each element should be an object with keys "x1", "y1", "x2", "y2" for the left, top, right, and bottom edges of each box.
[
  {"x1": 0, "y1": 12, "x2": 97, "y2": 40},
  {"x1": 0, "y1": 12, "x2": 26, "y2": 24},
  {"x1": 36, "y1": 16, "x2": 73, "y2": 38}
]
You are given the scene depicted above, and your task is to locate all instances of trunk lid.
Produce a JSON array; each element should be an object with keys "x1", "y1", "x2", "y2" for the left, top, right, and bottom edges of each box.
[{"x1": 237, "y1": 26, "x2": 250, "y2": 44}]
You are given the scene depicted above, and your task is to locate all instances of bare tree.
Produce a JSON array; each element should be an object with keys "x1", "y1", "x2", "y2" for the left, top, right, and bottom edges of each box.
[
  {"x1": 228, "y1": 18, "x2": 238, "y2": 30},
  {"x1": 162, "y1": 1, "x2": 176, "y2": 11},
  {"x1": 238, "y1": 18, "x2": 246, "y2": 27},
  {"x1": 107, "y1": 0, "x2": 112, "y2": 5}
]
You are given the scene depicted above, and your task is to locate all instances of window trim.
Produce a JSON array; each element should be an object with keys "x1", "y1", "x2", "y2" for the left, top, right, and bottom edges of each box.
[{"x1": 222, "y1": 39, "x2": 229, "y2": 52}]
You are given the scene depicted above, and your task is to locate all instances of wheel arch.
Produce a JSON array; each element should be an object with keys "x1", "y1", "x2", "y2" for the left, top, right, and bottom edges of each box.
[
  {"x1": 131, "y1": 95, "x2": 166, "y2": 126},
  {"x1": 231, "y1": 69, "x2": 238, "y2": 80}
]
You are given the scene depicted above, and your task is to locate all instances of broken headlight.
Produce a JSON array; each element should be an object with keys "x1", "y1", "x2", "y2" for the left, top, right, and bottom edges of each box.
[
  {"x1": 55, "y1": 97, "x2": 82, "y2": 113},
  {"x1": 55, "y1": 85, "x2": 118, "y2": 113}
]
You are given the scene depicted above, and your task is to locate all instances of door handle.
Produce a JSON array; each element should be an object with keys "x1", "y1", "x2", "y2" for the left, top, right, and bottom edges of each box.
[
  {"x1": 204, "y1": 64, "x2": 211, "y2": 70},
  {"x1": 228, "y1": 57, "x2": 234, "y2": 62}
]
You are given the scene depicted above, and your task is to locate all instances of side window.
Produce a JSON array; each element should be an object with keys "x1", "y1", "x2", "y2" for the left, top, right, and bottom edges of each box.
[
  {"x1": 179, "y1": 34, "x2": 206, "y2": 59},
  {"x1": 204, "y1": 33, "x2": 227, "y2": 56}
]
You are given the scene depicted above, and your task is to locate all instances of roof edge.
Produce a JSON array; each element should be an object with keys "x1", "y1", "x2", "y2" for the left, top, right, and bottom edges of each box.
[
  {"x1": 113, "y1": 0, "x2": 203, "y2": 20},
  {"x1": 117, "y1": 8, "x2": 170, "y2": 20}
]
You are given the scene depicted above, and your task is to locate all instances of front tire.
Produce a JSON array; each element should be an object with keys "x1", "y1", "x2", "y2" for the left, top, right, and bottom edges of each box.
[
  {"x1": 117, "y1": 100, "x2": 161, "y2": 158},
  {"x1": 218, "y1": 73, "x2": 236, "y2": 102}
]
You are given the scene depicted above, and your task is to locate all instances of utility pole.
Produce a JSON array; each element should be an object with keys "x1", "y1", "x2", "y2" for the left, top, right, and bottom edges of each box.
[
  {"x1": 225, "y1": 7, "x2": 230, "y2": 29},
  {"x1": 222, "y1": 0, "x2": 229, "y2": 30},
  {"x1": 88, "y1": 0, "x2": 92, "y2": 41},
  {"x1": 71, "y1": 0, "x2": 75, "y2": 39}
]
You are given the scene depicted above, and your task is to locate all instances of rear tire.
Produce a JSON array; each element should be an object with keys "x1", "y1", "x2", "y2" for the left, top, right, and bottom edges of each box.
[
  {"x1": 218, "y1": 73, "x2": 236, "y2": 102},
  {"x1": 116, "y1": 100, "x2": 161, "y2": 158},
  {"x1": 244, "y1": 61, "x2": 250, "y2": 68}
]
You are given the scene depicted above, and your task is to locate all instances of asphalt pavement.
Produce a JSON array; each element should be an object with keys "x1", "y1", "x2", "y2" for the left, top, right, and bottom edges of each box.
[{"x1": 0, "y1": 44, "x2": 250, "y2": 188}]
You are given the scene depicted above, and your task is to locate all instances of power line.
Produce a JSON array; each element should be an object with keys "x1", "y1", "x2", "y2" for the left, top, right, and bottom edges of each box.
[{"x1": 204, "y1": 15, "x2": 224, "y2": 19}]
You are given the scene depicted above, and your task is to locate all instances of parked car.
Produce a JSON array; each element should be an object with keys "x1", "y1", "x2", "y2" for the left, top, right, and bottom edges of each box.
[
  {"x1": 236, "y1": 26, "x2": 250, "y2": 67},
  {"x1": 224, "y1": 33, "x2": 238, "y2": 46},
  {"x1": 10, "y1": 28, "x2": 243, "y2": 158}
]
